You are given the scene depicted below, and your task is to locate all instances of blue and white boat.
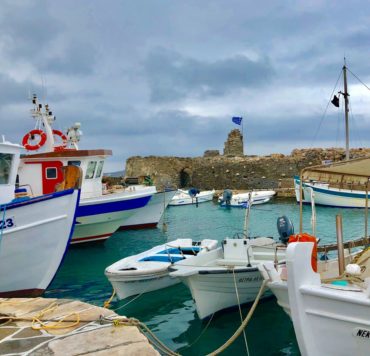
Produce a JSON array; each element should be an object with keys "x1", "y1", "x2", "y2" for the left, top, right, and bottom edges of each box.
[
  {"x1": 105, "y1": 238, "x2": 218, "y2": 299},
  {"x1": 218, "y1": 190, "x2": 276, "y2": 207},
  {"x1": 17, "y1": 95, "x2": 156, "y2": 244},
  {"x1": 0, "y1": 138, "x2": 80, "y2": 297},
  {"x1": 294, "y1": 173, "x2": 370, "y2": 208}
]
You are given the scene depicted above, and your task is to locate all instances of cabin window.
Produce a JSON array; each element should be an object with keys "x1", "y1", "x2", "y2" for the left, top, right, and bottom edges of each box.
[
  {"x1": 85, "y1": 161, "x2": 97, "y2": 179},
  {"x1": 68, "y1": 160, "x2": 81, "y2": 167},
  {"x1": 0, "y1": 153, "x2": 13, "y2": 184},
  {"x1": 46, "y1": 167, "x2": 58, "y2": 179},
  {"x1": 95, "y1": 161, "x2": 104, "y2": 178}
]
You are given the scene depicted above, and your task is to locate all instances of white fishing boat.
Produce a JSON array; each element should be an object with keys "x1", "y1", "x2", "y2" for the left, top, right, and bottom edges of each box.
[
  {"x1": 218, "y1": 189, "x2": 276, "y2": 207},
  {"x1": 17, "y1": 95, "x2": 156, "y2": 244},
  {"x1": 169, "y1": 188, "x2": 215, "y2": 206},
  {"x1": 169, "y1": 237, "x2": 286, "y2": 319},
  {"x1": 295, "y1": 64, "x2": 370, "y2": 208},
  {"x1": 0, "y1": 138, "x2": 80, "y2": 297},
  {"x1": 260, "y1": 154, "x2": 370, "y2": 356},
  {"x1": 105, "y1": 238, "x2": 218, "y2": 299},
  {"x1": 119, "y1": 189, "x2": 177, "y2": 230}
]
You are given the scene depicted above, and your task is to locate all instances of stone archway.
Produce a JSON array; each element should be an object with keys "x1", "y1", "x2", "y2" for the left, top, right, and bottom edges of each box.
[{"x1": 179, "y1": 167, "x2": 192, "y2": 188}]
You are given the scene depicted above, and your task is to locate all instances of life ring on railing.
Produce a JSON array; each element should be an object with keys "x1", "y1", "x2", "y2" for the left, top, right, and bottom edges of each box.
[
  {"x1": 288, "y1": 233, "x2": 318, "y2": 272},
  {"x1": 22, "y1": 129, "x2": 47, "y2": 151},
  {"x1": 52, "y1": 129, "x2": 68, "y2": 152}
]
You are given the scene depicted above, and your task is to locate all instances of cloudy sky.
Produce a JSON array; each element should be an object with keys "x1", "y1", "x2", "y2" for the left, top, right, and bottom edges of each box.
[{"x1": 2, "y1": 0, "x2": 370, "y2": 172}]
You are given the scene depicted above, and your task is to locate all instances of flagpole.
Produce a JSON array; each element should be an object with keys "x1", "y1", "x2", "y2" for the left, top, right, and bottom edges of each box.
[{"x1": 242, "y1": 116, "x2": 244, "y2": 153}]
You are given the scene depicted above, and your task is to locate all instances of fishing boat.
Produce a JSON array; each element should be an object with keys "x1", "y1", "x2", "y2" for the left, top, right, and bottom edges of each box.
[
  {"x1": 0, "y1": 138, "x2": 81, "y2": 297},
  {"x1": 218, "y1": 189, "x2": 276, "y2": 207},
  {"x1": 17, "y1": 95, "x2": 156, "y2": 244},
  {"x1": 119, "y1": 189, "x2": 177, "y2": 230},
  {"x1": 169, "y1": 199, "x2": 286, "y2": 319},
  {"x1": 260, "y1": 156, "x2": 370, "y2": 356},
  {"x1": 168, "y1": 188, "x2": 215, "y2": 206},
  {"x1": 104, "y1": 238, "x2": 218, "y2": 299},
  {"x1": 295, "y1": 64, "x2": 370, "y2": 208},
  {"x1": 169, "y1": 236, "x2": 286, "y2": 319}
]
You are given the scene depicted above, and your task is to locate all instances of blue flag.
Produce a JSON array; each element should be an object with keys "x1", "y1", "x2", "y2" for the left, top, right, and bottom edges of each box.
[{"x1": 232, "y1": 116, "x2": 243, "y2": 125}]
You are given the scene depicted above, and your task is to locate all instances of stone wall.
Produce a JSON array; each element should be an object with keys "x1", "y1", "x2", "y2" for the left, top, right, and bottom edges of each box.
[{"x1": 125, "y1": 147, "x2": 370, "y2": 191}]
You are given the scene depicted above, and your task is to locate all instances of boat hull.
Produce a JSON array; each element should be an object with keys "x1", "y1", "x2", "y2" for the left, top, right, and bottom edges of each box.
[
  {"x1": 119, "y1": 190, "x2": 177, "y2": 230},
  {"x1": 0, "y1": 189, "x2": 79, "y2": 297},
  {"x1": 169, "y1": 190, "x2": 215, "y2": 206},
  {"x1": 294, "y1": 176, "x2": 369, "y2": 208},
  {"x1": 108, "y1": 271, "x2": 180, "y2": 299},
  {"x1": 72, "y1": 190, "x2": 153, "y2": 244},
  {"x1": 181, "y1": 268, "x2": 269, "y2": 319}
]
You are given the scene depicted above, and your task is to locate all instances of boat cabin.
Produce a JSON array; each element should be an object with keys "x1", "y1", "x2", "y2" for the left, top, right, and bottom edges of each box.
[
  {"x1": 18, "y1": 149, "x2": 112, "y2": 199},
  {"x1": 0, "y1": 140, "x2": 22, "y2": 205}
]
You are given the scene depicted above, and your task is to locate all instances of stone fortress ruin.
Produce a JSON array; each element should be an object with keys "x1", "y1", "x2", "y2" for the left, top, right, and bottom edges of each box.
[{"x1": 125, "y1": 129, "x2": 370, "y2": 193}]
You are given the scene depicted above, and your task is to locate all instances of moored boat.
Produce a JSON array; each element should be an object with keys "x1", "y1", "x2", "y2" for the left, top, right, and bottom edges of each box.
[
  {"x1": 169, "y1": 237, "x2": 286, "y2": 319},
  {"x1": 105, "y1": 238, "x2": 218, "y2": 300},
  {"x1": 17, "y1": 95, "x2": 156, "y2": 244},
  {"x1": 169, "y1": 189, "x2": 215, "y2": 206},
  {"x1": 261, "y1": 154, "x2": 370, "y2": 356},
  {"x1": 119, "y1": 189, "x2": 177, "y2": 230},
  {"x1": 0, "y1": 138, "x2": 81, "y2": 297},
  {"x1": 218, "y1": 189, "x2": 276, "y2": 207}
]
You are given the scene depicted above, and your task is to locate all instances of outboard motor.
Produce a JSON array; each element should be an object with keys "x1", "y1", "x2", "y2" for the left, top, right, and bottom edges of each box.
[
  {"x1": 277, "y1": 216, "x2": 294, "y2": 244},
  {"x1": 222, "y1": 189, "x2": 233, "y2": 205},
  {"x1": 188, "y1": 188, "x2": 200, "y2": 198},
  {"x1": 188, "y1": 187, "x2": 200, "y2": 207}
]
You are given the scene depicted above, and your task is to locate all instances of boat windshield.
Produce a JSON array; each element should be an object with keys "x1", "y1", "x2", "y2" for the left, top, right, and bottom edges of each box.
[{"x1": 0, "y1": 153, "x2": 13, "y2": 184}]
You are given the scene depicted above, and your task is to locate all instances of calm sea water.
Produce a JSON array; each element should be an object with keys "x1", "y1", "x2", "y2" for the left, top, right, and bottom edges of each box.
[{"x1": 46, "y1": 198, "x2": 369, "y2": 355}]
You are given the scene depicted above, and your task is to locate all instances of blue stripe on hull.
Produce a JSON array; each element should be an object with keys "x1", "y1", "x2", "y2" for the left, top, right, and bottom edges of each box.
[
  {"x1": 312, "y1": 185, "x2": 368, "y2": 199},
  {"x1": 76, "y1": 195, "x2": 151, "y2": 217}
]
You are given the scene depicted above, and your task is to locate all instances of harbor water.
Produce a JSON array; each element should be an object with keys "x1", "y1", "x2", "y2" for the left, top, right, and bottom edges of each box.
[{"x1": 46, "y1": 198, "x2": 369, "y2": 355}]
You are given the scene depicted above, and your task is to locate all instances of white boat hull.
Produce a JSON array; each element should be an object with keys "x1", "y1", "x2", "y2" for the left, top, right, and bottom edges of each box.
[
  {"x1": 294, "y1": 177, "x2": 368, "y2": 208},
  {"x1": 169, "y1": 190, "x2": 215, "y2": 206},
  {"x1": 119, "y1": 190, "x2": 177, "y2": 230},
  {"x1": 105, "y1": 238, "x2": 218, "y2": 299},
  {"x1": 285, "y1": 242, "x2": 370, "y2": 356},
  {"x1": 219, "y1": 190, "x2": 276, "y2": 207},
  {"x1": 72, "y1": 187, "x2": 155, "y2": 244},
  {"x1": 0, "y1": 189, "x2": 79, "y2": 297},
  {"x1": 182, "y1": 267, "x2": 269, "y2": 319},
  {"x1": 108, "y1": 270, "x2": 180, "y2": 300}
]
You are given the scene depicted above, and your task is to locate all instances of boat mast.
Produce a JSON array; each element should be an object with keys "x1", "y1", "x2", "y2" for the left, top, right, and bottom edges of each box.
[{"x1": 343, "y1": 63, "x2": 350, "y2": 160}]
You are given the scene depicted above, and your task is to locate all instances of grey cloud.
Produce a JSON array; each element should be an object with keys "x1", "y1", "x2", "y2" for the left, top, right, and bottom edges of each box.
[{"x1": 144, "y1": 48, "x2": 275, "y2": 103}]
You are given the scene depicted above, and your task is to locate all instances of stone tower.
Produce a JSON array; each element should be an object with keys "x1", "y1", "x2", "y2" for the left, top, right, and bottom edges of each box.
[{"x1": 223, "y1": 129, "x2": 244, "y2": 156}]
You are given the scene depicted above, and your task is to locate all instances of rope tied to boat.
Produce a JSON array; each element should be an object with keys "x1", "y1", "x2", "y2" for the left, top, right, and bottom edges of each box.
[{"x1": 206, "y1": 280, "x2": 268, "y2": 356}]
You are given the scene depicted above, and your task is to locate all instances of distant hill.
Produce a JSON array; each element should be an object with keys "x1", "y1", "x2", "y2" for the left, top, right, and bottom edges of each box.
[{"x1": 104, "y1": 170, "x2": 125, "y2": 178}]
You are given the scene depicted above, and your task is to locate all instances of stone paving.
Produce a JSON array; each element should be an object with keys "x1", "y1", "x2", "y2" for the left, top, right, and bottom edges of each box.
[{"x1": 0, "y1": 298, "x2": 159, "y2": 355}]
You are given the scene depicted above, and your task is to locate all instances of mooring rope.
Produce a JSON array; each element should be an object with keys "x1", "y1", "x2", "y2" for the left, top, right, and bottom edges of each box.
[
  {"x1": 232, "y1": 268, "x2": 250, "y2": 356},
  {"x1": 206, "y1": 280, "x2": 268, "y2": 356}
]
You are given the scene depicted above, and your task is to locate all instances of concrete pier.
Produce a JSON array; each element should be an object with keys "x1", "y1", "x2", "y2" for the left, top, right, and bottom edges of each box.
[{"x1": 0, "y1": 298, "x2": 159, "y2": 355}]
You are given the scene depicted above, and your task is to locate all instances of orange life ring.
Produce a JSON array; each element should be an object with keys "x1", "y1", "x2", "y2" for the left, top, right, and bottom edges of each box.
[
  {"x1": 52, "y1": 129, "x2": 68, "y2": 152},
  {"x1": 22, "y1": 129, "x2": 47, "y2": 151},
  {"x1": 288, "y1": 233, "x2": 318, "y2": 272}
]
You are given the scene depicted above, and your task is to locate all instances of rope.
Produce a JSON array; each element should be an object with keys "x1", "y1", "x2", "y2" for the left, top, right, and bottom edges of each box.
[
  {"x1": 206, "y1": 280, "x2": 268, "y2": 356},
  {"x1": 311, "y1": 68, "x2": 343, "y2": 148},
  {"x1": 347, "y1": 67, "x2": 370, "y2": 92},
  {"x1": 0, "y1": 301, "x2": 81, "y2": 330},
  {"x1": 103, "y1": 288, "x2": 116, "y2": 308},
  {"x1": 100, "y1": 315, "x2": 180, "y2": 356},
  {"x1": 232, "y1": 268, "x2": 250, "y2": 356}
]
